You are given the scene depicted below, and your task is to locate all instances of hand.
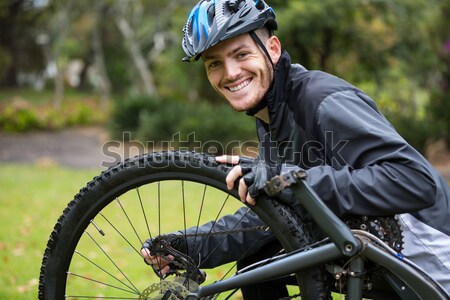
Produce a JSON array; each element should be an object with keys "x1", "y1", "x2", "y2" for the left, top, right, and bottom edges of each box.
[
  {"x1": 215, "y1": 156, "x2": 279, "y2": 205},
  {"x1": 141, "y1": 247, "x2": 174, "y2": 276},
  {"x1": 216, "y1": 155, "x2": 256, "y2": 204},
  {"x1": 216, "y1": 155, "x2": 251, "y2": 205},
  {"x1": 141, "y1": 234, "x2": 187, "y2": 277}
]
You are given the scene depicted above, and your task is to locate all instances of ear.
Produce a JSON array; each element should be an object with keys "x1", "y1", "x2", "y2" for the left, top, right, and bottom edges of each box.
[{"x1": 267, "y1": 36, "x2": 282, "y2": 65}]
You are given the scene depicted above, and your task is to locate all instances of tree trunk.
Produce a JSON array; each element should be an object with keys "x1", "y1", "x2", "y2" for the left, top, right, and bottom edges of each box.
[
  {"x1": 93, "y1": 2, "x2": 112, "y2": 109},
  {"x1": 115, "y1": 13, "x2": 157, "y2": 96},
  {"x1": 52, "y1": 1, "x2": 73, "y2": 110}
]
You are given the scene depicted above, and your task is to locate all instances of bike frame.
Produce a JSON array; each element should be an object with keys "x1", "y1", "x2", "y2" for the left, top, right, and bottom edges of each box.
[{"x1": 188, "y1": 172, "x2": 450, "y2": 300}]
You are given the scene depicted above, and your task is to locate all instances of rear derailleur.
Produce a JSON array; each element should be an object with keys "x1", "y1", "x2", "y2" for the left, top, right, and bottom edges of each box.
[{"x1": 140, "y1": 235, "x2": 206, "y2": 300}]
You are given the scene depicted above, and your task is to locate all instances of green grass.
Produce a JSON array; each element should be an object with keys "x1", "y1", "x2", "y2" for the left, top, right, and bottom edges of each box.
[{"x1": 0, "y1": 163, "x2": 100, "y2": 299}]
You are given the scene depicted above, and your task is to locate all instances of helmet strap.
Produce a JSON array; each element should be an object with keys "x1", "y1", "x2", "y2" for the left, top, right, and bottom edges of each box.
[
  {"x1": 245, "y1": 31, "x2": 274, "y2": 116},
  {"x1": 249, "y1": 31, "x2": 275, "y2": 70}
]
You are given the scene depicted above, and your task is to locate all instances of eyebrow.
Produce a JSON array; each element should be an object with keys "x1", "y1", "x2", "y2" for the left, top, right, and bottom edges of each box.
[{"x1": 203, "y1": 44, "x2": 250, "y2": 62}]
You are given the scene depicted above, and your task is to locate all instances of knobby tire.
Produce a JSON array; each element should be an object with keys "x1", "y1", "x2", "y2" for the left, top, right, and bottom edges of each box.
[{"x1": 38, "y1": 151, "x2": 330, "y2": 299}]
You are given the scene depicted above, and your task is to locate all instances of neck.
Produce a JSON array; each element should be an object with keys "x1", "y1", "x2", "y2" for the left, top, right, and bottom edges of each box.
[{"x1": 255, "y1": 107, "x2": 269, "y2": 124}]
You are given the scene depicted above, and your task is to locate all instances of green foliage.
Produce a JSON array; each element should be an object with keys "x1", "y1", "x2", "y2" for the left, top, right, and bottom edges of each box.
[
  {"x1": 0, "y1": 95, "x2": 107, "y2": 132},
  {"x1": 0, "y1": 1, "x2": 47, "y2": 87},
  {"x1": 0, "y1": 100, "x2": 41, "y2": 132},
  {"x1": 428, "y1": 88, "x2": 450, "y2": 144},
  {"x1": 1, "y1": 0, "x2": 449, "y2": 150},
  {"x1": 384, "y1": 111, "x2": 432, "y2": 154},
  {"x1": 110, "y1": 95, "x2": 257, "y2": 154}
]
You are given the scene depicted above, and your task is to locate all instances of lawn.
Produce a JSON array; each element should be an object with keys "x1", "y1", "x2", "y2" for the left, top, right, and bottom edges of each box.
[{"x1": 0, "y1": 163, "x2": 100, "y2": 299}]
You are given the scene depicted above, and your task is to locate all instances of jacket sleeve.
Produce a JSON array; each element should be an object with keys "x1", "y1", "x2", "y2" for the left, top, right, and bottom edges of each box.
[
  {"x1": 184, "y1": 207, "x2": 276, "y2": 268},
  {"x1": 305, "y1": 90, "x2": 438, "y2": 217}
]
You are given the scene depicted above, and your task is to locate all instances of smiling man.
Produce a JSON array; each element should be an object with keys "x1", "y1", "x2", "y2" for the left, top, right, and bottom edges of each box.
[
  {"x1": 142, "y1": 1, "x2": 450, "y2": 298},
  {"x1": 202, "y1": 31, "x2": 280, "y2": 117}
]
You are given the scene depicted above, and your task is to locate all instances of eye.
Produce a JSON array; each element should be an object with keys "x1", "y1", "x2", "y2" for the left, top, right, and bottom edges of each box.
[
  {"x1": 237, "y1": 51, "x2": 250, "y2": 59},
  {"x1": 207, "y1": 60, "x2": 221, "y2": 70}
]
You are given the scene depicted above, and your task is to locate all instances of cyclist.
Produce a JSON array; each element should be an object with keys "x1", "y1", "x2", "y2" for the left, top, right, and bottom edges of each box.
[{"x1": 142, "y1": 0, "x2": 450, "y2": 297}]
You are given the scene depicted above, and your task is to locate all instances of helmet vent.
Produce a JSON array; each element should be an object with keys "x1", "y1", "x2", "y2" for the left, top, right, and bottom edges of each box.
[{"x1": 215, "y1": 0, "x2": 227, "y2": 30}]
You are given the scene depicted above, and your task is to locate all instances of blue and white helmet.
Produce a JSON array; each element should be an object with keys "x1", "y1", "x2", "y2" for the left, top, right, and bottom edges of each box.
[{"x1": 182, "y1": 0, "x2": 277, "y2": 62}]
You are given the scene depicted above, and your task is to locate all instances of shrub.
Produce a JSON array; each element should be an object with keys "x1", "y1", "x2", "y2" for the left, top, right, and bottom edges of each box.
[
  {"x1": 110, "y1": 95, "x2": 257, "y2": 154},
  {"x1": 0, "y1": 96, "x2": 107, "y2": 132},
  {"x1": 109, "y1": 95, "x2": 161, "y2": 139},
  {"x1": 0, "y1": 98, "x2": 41, "y2": 132},
  {"x1": 384, "y1": 111, "x2": 432, "y2": 154}
]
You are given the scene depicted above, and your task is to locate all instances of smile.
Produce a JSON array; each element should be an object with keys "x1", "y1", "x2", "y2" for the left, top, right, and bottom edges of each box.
[{"x1": 227, "y1": 79, "x2": 251, "y2": 92}]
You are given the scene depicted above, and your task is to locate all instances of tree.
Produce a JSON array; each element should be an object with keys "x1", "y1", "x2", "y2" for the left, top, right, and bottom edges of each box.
[
  {"x1": 428, "y1": 0, "x2": 450, "y2": 146},
  {"x1": 0, "y1": 0, "x2": 46, "y2": 87}
]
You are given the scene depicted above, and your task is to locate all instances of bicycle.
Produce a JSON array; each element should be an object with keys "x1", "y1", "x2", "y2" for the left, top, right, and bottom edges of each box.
[{"x1": 38, "y1": 150, "x2": 450, "y2": 299}]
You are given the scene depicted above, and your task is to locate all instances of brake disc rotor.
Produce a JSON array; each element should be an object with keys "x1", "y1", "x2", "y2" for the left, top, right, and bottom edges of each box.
[{"x1": 139, "y1": 280, "x2": 190, "y2": 300}]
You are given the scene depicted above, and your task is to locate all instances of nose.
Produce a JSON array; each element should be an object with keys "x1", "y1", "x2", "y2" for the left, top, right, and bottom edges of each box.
[{"x1": 223, "y1": 59, "x2": 241, "y2": 80}]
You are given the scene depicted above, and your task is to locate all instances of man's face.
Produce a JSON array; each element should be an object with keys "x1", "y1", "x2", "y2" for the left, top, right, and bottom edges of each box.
[{"x1": 202, "y1": 34, "x2": 275, "y2": 112}]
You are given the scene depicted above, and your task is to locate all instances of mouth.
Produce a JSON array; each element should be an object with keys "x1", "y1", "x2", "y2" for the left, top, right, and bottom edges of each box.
[{"x1": 226, "y1": 79, "x2": 252, "y2": 92}]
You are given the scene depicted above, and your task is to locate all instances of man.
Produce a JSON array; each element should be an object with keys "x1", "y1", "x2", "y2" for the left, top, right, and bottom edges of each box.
[{"x1": 142, "y1": 0, "x2": 450, "y2": 298}]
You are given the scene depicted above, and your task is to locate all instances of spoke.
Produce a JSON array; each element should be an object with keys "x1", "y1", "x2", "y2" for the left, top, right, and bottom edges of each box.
[
  {"x1": 181, "y1": 180, "x2": 193, "y2": 292},
  {"x1": 219, "y1": 261, "x2": 238, "y2": 280},
  {"x1": 158, "y1": 181, "x2": 161, "y2": 236},
  {"x1": 223, "y1": 288, "x2": 239, "y2": 299},
  {"x1": 196, "y1": 194, "x2": 232, "y2": 256},
  {"x1": 73, "y1": 250, "x2": 137, "y2": 294},
  {"x1": 136, "y1": 188, "x2": 152, "y2": 240},
  {"x1": 98, "y1": 213, "x2": 141, "y2": 256},
  {"x1": 115, "y1": 197, "x2": 142, "y2": 245},
  {"x1": 155, "y1": 182, "x2": 163, "y2": 273},
  {"x1": 181, "y1": 181, "x2": 189, "y2": 256},
  {"x1": 198, "y1": 208, "x2": 252, "y2": 268},
  {"x1": 84, "y1": 231, "x2": 140, "y2": 293},
  {"x1": 194, "y1": 185, "x2": 208, "y2": 237},
  {"x1": 67, "y1": 272, "x2": 137, "y2": 295}
]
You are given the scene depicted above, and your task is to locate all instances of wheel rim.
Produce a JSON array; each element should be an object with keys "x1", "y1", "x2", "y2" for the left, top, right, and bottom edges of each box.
[{"x1": 64, "y1": 178, "x2": 248, "y2": 299}]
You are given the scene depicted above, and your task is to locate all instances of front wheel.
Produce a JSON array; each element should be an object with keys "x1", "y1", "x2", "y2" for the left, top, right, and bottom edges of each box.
[{"x1": 39, "y1": 151, "x2": 329, "y2": 299}]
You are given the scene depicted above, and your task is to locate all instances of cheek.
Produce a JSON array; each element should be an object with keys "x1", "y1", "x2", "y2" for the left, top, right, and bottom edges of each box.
[{"x1": 207, "y1": 72, "x2": 220, "y2": 88}]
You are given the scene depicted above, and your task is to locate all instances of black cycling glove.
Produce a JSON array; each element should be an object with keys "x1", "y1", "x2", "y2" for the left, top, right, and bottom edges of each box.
[{"x1": 239, "y1": 160, "x2": 281, "y2": 198}]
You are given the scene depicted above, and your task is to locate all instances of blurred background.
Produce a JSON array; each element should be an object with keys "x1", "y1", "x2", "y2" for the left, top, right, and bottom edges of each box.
[{"x1": 0, "y1": 0, "x2": 449, "y2": 298}]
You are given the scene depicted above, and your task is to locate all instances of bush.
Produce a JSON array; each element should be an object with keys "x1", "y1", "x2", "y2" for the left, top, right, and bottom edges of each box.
[
  {"x1": 109, "y1": 95, "x2": 160, "y2": 139},
  {"x1": 110, "y1": 95, "x2": 257, "y2": 154},
  {"x1": 0, "y1": 97, "x2": 107, "y2": 132},
  {"x1": 384, "y1": 111, "x2": 432, "y2": 154},
  {"x1": 0, "y1": 98, "x2": 41, "y2": 132}
]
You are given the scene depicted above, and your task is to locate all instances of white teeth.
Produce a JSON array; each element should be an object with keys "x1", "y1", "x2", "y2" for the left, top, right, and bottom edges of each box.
[{"x1": 229, "y1": 80, "x2": 250, "y2": 92}]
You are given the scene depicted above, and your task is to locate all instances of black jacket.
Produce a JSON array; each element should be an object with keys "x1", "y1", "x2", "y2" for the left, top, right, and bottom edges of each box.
[{"x1": 186, "y1": 51, "x2": 450, "y2": 289}]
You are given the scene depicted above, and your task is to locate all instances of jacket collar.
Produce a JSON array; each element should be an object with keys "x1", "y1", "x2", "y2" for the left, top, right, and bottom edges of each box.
[{"x1": 265, "y1": 50, "x2": 292, "y2": 112}]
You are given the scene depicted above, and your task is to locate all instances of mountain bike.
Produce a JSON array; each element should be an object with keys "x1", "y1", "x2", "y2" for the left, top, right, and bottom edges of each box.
[{"x1": 38, "y1": 151, "x2": 450, "y2": 299}]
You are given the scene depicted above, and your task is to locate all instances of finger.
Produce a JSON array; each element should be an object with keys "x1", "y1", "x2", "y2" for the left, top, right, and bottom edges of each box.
[
  {"x1": 225, "y1": 165, "x2": 243, "y2": 190},
  {"x1": 246, "y1": 193, "x2": 256, "y2": 206},
  {"x1": 154, "y1": 255, "x2": 174, "y2": 266},
  {"x1": 238, "y1": 178, "x2": 248, "y2": 202},
  {"x1": 141, "y1": 247, "x2": 151, "y2": 258},
  {"x1": 159, "y1": 265, "x2": 171, "y2": 276},
  {"x1": 215, "y1": 155, "x2": 240, "y2": 165}
]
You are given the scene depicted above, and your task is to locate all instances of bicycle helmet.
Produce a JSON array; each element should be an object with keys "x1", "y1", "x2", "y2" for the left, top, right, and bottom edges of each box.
[{"x1": 182, "y1": 0, "x2": 277, "y2": 62}]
